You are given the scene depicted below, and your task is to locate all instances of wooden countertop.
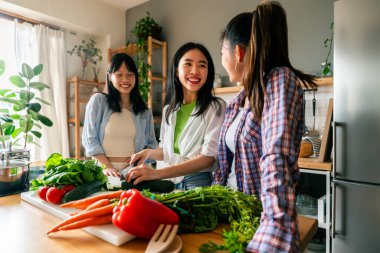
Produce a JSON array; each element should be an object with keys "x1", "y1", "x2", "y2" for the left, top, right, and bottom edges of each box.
[{"x1": 0, "y1": 194, "x2": 317, "y2": 253}]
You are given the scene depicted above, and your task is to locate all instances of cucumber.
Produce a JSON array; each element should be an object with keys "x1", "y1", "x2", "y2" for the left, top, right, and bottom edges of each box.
[
  {"x1": 121, "y1": 179, "x2": 175, "y2": 193},
  {"x1": 62, "y1": 181, "x2": 104, "y2": 203}
]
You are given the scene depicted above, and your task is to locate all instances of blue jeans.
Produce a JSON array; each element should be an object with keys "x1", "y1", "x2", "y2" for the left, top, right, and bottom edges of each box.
[{"x1": 175, "y1": 172, "x2": 212, "y2": 190}]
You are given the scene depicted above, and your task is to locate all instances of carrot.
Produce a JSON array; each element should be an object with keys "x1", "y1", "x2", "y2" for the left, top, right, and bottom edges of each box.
[
  {"x1": 58, "y1": 214, "x2": 112, "y2": 231},
  {"x1": 60, "y1": 190, "x2": 123, "y2": 210},
  {"x1": 70, "y1": 199, "x2": 111, "y2": 216},
  {"x1": 47, "y1": 203, "x2": 115, "y2": 234}
]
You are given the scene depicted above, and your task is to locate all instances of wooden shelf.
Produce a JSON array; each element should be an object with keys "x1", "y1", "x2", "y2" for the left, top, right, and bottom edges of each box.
[
  {"x1": 66, "y1": 77, "x2": 105, "y2": 86},
  {"x1": 214, "y1": 77, "x2": 333, "y2": 95},
  {"x1": 108, "y1": 39, "x2": 164, "y2": 56},
  {"x1": 66, "y1": 76, "x2": 105, "y2": 159},
  {"x1": 298, "y1": 157, "x2": 332, "y2": 171}
]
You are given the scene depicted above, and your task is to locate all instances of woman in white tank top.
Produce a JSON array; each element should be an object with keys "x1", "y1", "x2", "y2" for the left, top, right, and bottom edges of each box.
[{"x1": 82, "y1": 53, "x2": 158, "y2": 177}]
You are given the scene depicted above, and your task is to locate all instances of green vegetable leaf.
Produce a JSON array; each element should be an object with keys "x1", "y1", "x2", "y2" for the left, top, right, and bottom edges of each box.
[
  {"x1": 45, "y1": 153, "x2": 63, "y2": 172},
  {"x1": 22, "y1": 63, "x2": 34, "y2": 79},
  {"x1": 33, "y1": 64, "x2": 43, "y2": 76},
  {"x1": 37, "y1": 114, "x2": 53, "y2": 126},
  {"x1": 10, "y1": 75, "x2": 26, "y2": 88}
]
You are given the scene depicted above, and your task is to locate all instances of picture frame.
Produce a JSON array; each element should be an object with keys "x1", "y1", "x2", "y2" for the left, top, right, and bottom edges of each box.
[{"x1": 318, "y1": 98, "x2": 333, "y2": 162}]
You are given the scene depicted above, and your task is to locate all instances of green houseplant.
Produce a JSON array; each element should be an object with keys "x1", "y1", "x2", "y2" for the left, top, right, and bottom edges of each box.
[
  {"x1": 129, "y1": 12, "x2": 162, "y2": 103},
  {"x1": 67, "y1": 39, "x2": 102, "y2": 80},
  {"x1": 321, "y1": 22, "x2": 334, "y2": 77},
  {"x1": 0, "y1": 59, "x2": 53, "y2": 150}
]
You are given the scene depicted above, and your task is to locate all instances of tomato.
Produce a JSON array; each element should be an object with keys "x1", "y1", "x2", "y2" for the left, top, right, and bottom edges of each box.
[
  {"x1": 46, "y1": 187, "x2": 66, "y2": 204},
  {"x1": 37, "y1": 186, "x2": 50, "y2": 201},
  {"x1": 62, "y1": 185, "x2": 75, "y2": 193}
]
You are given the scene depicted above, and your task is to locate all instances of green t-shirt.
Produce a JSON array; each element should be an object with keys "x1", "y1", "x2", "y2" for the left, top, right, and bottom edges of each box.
[{"x1": 173, "y1": 101, "x2": 196, "y2": 154}]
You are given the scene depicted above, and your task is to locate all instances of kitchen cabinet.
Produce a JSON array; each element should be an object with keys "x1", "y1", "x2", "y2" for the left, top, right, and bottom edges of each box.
[
  {"x1": 298, "y1": 158, "x2": 332, "y2": 253},
  {"x1": 66, "y1": 76, "x2": 105, "y2": 159}
]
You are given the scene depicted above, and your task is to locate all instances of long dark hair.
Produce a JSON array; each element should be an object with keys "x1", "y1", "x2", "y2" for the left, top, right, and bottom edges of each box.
[
  {"x1": 165, "y1": 42, "x2": 222, "y2": 124},
  {"x1": 106, "y1": 53, "x2": 147, "y2": 114},
  {"x1": 221, "y1": 1, "x2": 316, "y2": 120}
]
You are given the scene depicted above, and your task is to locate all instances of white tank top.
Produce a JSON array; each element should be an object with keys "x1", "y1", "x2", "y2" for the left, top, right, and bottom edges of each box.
[{"x1": 102, "y1": 109, "x2": 136, "y2": 157}]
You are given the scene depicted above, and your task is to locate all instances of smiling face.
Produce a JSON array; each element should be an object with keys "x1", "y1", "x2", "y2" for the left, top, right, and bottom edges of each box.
[
  {"x1": 177, "y1": 49, "x2": 208, "y2": 100},
  {"x1": 110, "y1": 62, "x2": 136, "y2": 94},
  {"x1": 221, "y1": 39, "x2": 243, "y2": 83}
]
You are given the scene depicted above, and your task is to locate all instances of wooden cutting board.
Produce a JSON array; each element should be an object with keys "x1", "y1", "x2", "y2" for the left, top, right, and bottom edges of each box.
[{"x1": 21, "y1": 191, "x2": 135, "y2": 246}]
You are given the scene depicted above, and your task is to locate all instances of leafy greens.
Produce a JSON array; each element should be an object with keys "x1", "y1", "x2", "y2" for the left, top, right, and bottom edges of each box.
[
  {"x1": 142, "y1": 185, "x2": 262, "y2": 253},
  {"x1": 30, "y1": 153, "x2": 107, "y2": 190}
]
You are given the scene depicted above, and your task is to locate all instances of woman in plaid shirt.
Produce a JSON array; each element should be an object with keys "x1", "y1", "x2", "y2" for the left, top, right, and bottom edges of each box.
[{"x1": 213, "y1": 1, "x2": 317, "y2": 252}]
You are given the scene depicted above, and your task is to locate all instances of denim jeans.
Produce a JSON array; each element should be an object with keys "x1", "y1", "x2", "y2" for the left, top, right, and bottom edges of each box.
[{"x1": 175, "y1": 172, "x2": 212, "y2": 190}]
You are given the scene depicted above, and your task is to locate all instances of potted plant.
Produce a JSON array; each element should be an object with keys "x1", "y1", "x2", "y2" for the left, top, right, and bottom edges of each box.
[
  {"x1": 129, "y1": 12, "x2": 163, "y2": 103},
  {"x1": 67, "y1": 39, "x2": 102, "y2": 80},
  {"x1": 0, "y1": 60, "x2": 53, "y2": 150},
  {"x1": 321, "y1": 22, "x2": 334, "y2": 77}
]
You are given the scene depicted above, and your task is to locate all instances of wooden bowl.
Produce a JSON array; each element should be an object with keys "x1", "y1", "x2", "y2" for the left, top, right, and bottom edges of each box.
[{"x1": 299, "y1": 140, "x2": 314, "y2": 158}]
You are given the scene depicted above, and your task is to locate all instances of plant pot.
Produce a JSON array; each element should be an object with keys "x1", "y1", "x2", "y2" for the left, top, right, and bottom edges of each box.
[{"x1": 150, "y1": 26, "x2": 162, "y2": 40}]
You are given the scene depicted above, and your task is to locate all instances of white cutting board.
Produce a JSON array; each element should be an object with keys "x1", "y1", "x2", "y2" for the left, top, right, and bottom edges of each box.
[{"x1": 21, "y1": 191, "x2": 135, "y2": 246}]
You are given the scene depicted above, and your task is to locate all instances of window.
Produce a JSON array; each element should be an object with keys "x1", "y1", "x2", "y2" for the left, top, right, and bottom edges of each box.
[{"x1": 0, "y1": 17, "x2": 17, "y2": 89}]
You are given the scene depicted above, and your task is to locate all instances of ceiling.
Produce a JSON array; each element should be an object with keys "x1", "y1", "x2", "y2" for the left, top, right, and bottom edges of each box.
[{"x1": 95, "y1": 0, "x2": 150, "y2": 11}]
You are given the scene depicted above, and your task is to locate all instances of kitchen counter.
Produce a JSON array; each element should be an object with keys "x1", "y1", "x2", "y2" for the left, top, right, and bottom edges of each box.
[{"x1": 0, "y1": 194, "x2": 317, "y2": 252}]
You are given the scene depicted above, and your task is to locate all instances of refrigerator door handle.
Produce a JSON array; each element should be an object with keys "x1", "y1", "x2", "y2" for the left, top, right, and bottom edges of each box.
[
  {"x1": 333, "y1": 121, "x2": 337, "y2": 178},
  {"x1": 331, "y1": 180, "x2": 337, "y2": 238}
]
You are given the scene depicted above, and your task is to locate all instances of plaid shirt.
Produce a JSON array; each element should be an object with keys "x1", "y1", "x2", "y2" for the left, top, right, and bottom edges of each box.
[{"x1": 213, "y1": 67, "x2": 304, "y2": 253}]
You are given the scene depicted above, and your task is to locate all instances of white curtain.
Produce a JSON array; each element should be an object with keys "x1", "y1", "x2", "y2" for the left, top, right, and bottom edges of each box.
[{"x1": 14, "y1": 20, "x2": 69, "y2": 161}]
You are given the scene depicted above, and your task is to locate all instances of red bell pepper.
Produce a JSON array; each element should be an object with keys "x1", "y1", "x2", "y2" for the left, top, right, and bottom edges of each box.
[{"x1": 112, "y1": 189, "x2": 179, "y2": 239}]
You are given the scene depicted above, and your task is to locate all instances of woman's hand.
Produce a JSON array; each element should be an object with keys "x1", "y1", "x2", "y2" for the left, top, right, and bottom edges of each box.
[
  {"x1": 126, "y1": 164, "x2": 160, "y2": 184},
  {"x1": 103, "y1": 166, "x2": 120, "y2": 177},
  {"x1": 130, "y1": 149, "x2": 152, "y2": 165}
]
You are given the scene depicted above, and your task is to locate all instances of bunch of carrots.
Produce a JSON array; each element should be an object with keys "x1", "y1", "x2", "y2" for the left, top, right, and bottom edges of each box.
[{"x1": 47, "y1": 190, "x2": 123, "y2": 234}]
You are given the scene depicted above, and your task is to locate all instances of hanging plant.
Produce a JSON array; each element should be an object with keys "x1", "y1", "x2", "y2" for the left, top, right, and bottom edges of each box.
[
  {"x1": 321, "y1": 22, "x2": 334, "y2": 77},
  {"x1": 129, "y1": 12, "x2": 162, "y2": 103}
]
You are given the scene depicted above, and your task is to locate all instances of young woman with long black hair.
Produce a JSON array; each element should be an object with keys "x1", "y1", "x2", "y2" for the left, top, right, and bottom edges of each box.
[
  {"x1": 126, "y1": 42, "x2": 225, "y2": 190},
  {"x1": 82, "y1": 53, "x2": 157, "y2": 177}
]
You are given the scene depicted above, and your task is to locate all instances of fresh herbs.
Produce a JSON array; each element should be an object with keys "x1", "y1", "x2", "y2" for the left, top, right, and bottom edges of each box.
[
  {"x1": 142, "y1": 185, "x2": 262, "y2": 253},
  {"x1": 30, "y1": 153, "x2": 107, "y2": 190}
]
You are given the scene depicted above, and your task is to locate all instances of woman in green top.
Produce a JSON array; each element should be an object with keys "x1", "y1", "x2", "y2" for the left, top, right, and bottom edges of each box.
[{"x1": 126, "y1": 42, "x2": 226, "y2": 189}]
